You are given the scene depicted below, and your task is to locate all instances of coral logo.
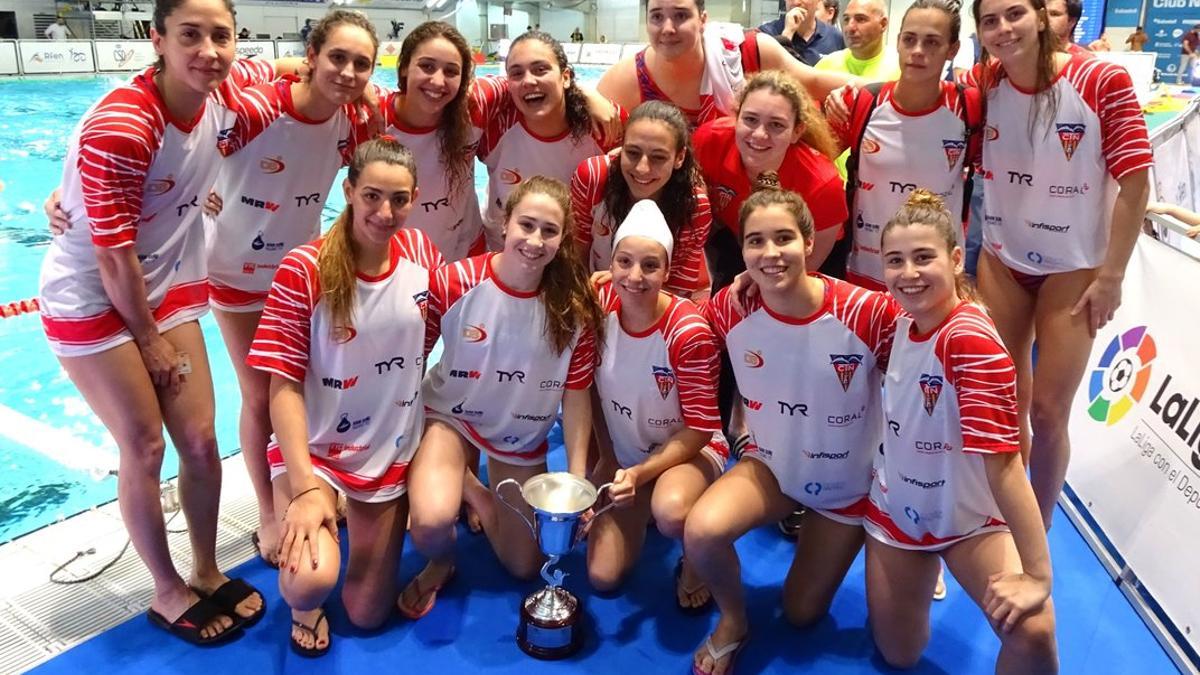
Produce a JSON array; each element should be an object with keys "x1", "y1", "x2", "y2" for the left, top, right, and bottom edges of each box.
[
  {"x1": 259, "y1": 156, "x2": 285, "y2": 174},
  {"x1": 463, "y1": 324, "x2": 487, "y2": 343},
  {"x1": 1088, "y1": 326, "x2": 1156, "y2": 426},
  {"x1": 743, "y1": 350, "x2": 764, "y2": 368}
]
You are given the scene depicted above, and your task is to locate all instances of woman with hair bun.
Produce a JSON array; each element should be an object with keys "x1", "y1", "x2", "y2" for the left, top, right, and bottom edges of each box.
[{"x1": 865, "y1": 189, "x2": 1057, "y2": 671}]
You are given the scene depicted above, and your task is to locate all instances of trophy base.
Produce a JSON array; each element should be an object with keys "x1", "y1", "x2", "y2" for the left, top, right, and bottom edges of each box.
[{"x1": 516, "y1": 588, "x2": 583, "y2": 660}]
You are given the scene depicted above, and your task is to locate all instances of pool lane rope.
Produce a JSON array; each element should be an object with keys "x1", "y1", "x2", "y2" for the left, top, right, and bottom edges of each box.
[{"x1": 1, "y1": 297, "x2": 38, "y2": 318}]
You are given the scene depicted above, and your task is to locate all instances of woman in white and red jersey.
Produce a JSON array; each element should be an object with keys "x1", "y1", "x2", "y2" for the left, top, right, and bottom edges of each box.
[
  {"x1": 585, "y1": 200, "x2": 726, "y2": 612},
  {"x1": 36, "y1": 0, "x2": 263, "y2": 646},
  {"x1": 693, "y1": 70, "x2": 848, "y2": 290},
  {"x1": 965, "y1": 0, "x2": 1152, "y2": 528},
  {"x1": 865, "y1": 190, "x2": 1057, "y2": 671},
  {"x1": 571, "y1": 101, "x2": 713, "y2": 302},
  {"x1": 687, "y1": 189, "x2": 899, "y2": 675},
  {"x1": 472, "y1": 31, "x2": 625, "y2": 251},
  {"x1": 829, "y1": 0, "x2": 982, "y2": 291},
  {"x1": 596, "y1": 0, "x2": 854, "y2": 129},
  {"x1": 246, "y1": 139, "x2": 443, "y2": 657},
  {"x1": 207, "y1": 8, "x2": 379, "y2": 568},
  {"x1": 380, "y1": 21, "x2": 485, "y2": 262},
  {"x1": 399, "y1": 177, "x2": 605, "y2": 617}
]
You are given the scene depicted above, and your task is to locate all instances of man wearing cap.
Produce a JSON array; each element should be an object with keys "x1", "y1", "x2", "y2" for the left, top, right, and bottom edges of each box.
[{"x1": 1181, "y1": 25, "x2": 1200, "y2": 84}]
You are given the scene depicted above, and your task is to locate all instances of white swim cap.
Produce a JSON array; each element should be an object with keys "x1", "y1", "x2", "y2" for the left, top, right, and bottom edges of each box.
[{"x1": 611, "y1": 199, "x2": 674, "y2": 263}]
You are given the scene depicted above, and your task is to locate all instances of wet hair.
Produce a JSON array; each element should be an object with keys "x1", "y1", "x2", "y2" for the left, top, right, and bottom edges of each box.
[
  {"x1": 902, "y1": 0, "x2": 962, "y2": 44},
  {"x1": 397, "y1": 21, "x2": 475, "y2": 197},
  {"x1": 319, "y1": 137, "x2": 418, "y2": 339},
  {"x1": 881, "y1": 188, "x2": 976, "y2": 302},
  {"x1": 735, "y1": 71, "x2": 840, "y2": 160},
  {"x1": 603, "y1": 101, "x2": 700, "y2": 245},
  {"x1": 737, "y1": 187, "x2": 815, "y2": 245},
  {"x1": 972, "y1": 0, "x2": 1060, "y2": 140},
  {"x1": 508, "y1": 31, "x2": 591, "y2": 140},
  {"x1": 503, "y1": 176, "x2": 606, "y2": 355},
  {"x1": 152, "y1": 0, "x2": 235, "y2": 70},
  {"x1": 307, "y1": 8, "x2": 380, "y2": 80}
]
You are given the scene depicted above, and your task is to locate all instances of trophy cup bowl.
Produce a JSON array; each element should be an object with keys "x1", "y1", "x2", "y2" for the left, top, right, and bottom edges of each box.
[{"x1": 496, "y1": 472, "x2": 615, "y2": 660}]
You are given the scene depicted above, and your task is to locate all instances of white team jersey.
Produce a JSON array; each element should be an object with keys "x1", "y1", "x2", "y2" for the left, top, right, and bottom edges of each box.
[
  {"x1": 471, "y1": 77, "x2": 613, "y2": 250},
  {"x1": 40, "y1": 69, "x2": 222, "y2": 355},
  {"x1": 207, "y1": 78, "x2": 363, "y2": 311},
  {"x1": 865, "y1": 303, "x2": 1020, "y2": 551},
  {"x1": 246, "y1": 230, "x2": 443, "y2": 502},
  {"x1": 848, "y1": 82, "x2": 974, "y2": 288},
  {"x1": 423, "y1": 253, "x2": 597, "y2": 465},
  {"x1": 383, "y1": 92, "x2": 485, "y2": 262},
  {"x1": 594, "y1": 283, "x2": 727, "y2": 471},
  {"x1": 979, "y1": 54, "x2": 1152, "y2": 275},
  {"x1": 704, "y1": 276, "x2": 899, "y2": 520}
]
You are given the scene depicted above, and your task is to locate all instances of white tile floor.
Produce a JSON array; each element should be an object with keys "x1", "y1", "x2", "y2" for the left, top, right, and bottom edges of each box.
[{"x1": 0, "y1": 453, "x2": 261, "y2": 673}]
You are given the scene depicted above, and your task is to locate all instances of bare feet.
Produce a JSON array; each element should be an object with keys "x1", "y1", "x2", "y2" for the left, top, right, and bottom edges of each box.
[{"x1": 692, "y1": 614, "x2": 748, "y2": 675}]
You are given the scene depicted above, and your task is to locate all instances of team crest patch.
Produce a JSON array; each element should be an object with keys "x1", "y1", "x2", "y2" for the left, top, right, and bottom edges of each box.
[
  {"x1": 714, "y1": 186, "x2": 737, "y2": 213},
  {"x1": 652, "y1": 365, "x2": 676, "y2": 400},
  {"x1": 941, "y1": 139, "x2": 965, "y2": 170},
  {"x1": 919, "y1": 374, "x2": 944, "y2": 416},
  {"x1": 829, "y1": 354, "x2": 864, "y2": 392},
  {"x1": 413, "y1": 290, "x2": 428, "y2": 321},
  {"x1": 1055, "y1": 123, "x2": 1085, "y2": 161}
]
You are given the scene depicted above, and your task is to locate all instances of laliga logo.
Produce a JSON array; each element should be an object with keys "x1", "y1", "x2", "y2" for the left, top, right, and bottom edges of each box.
[{"x1": 1087, "y1": 325, "x2": 1156, "y2": 426}]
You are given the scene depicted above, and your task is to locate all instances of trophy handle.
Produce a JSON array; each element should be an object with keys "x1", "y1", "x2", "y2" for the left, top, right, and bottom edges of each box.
[
  {"x1": 590, "y1": 482, "x2": 619, "y2": 519},
  {"x1": 494, "y1": 478, "x2": 537, "y2": 539}
]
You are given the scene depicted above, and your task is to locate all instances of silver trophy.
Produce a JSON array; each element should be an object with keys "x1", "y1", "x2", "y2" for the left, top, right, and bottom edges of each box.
[{"x1": 496, "y1": 472, "x2": 616, "y2": 659}]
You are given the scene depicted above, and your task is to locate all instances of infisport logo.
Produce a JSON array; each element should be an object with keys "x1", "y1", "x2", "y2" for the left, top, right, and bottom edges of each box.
[{"x1": 1088, "y1": 325, "x2": 1156, "y2": 426}]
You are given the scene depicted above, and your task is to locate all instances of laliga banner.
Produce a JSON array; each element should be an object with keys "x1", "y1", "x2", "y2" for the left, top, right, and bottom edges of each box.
[{"x1": 1067, "y1": 234, "x2": 1200, "y2": 655}]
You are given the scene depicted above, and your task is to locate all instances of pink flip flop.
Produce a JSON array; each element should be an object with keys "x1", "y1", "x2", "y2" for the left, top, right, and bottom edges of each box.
[
  {"x1": 692, "y1": 634, "x2": 749, "y2": 675},
  {"x1": 398, "y1": 566, "x2": 456, "y2": 620}
]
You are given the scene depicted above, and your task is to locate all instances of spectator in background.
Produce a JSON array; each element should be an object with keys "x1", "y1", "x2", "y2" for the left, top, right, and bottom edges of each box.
[
  {"x1": 1146, "y1": 201, "x2": 1200, "y2": 238},
  {"x1": 571, "y1": 26, "x2": 584, "y2": 42},
  {"x1": 300, "y1": 18, "x2": 314, "y2": 43},
  {"x1": 1124, "y1": 26, "x2": 1147, "y2": 52},
  {"x1": 238, "y1": 27, "x2": 251, "y2": 39},
  {"x1": 44, "y1": 17, "x2": 71, "y2": 40},
  {"x1": 600, "y1": 34, "x2": 608, "y2": 43},
  {"x1": 815, "y1": 0, "x2": 898, "y2": 79},
  {"x1": 1046, "y1": 0, "x2": 1087, "y2": 57},
  {"x1": 760, "y1": 0, "x2": 845, "y2": 66},
  {"x1": 1181, "y1": 25, "x2": 1200, "y2": 83},
  {"x1": 389, "y1": 20, "x2": 403, "y2": 39},
  {"x1": 818, "y1": 0, "x2": 840, "y2": 26}
]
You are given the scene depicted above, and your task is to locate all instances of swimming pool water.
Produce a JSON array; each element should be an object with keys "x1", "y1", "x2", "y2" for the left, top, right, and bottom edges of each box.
[{"x1": 0, "y1": 65, "x2": 608, "y2": 543}]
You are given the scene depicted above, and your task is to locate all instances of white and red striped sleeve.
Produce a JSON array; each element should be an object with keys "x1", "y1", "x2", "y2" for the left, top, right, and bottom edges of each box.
[
  {"x1": 699, "y1": 287, "x2": 750, "y2": 351},
  {"x1": 395, "y1": 227, "x2": 445, "y2": 270},
  {"x1": 594, "y1": 280, "x2": 620, "y2": 312},
  {"x1": 828, "y1": 279, "x2": 901, "y2": 366},
  {"x1": 665, "y1": 302, "x2": 721, "y2": 432},
  {"x1": 1072, "y1": 59, "x2": 1153, "y2": 180},
  {"x1": 666, "y1": 187, "x2": 712, "y2": 297},
  {"x1": 76, "y1": 85, "x2": 164, "y2": 248},
  {"x1": 565, "y1": 327, "x2": 597, "y2": 390},
  {"x1": 470, "y1": 76, "x2": 520, "y2": 160},
  {"x1": 217, "y1": 79, "x2": 286, "y2": 156},
  {"x1": 571, "y1": 155, "x2": 609, "y2": 256},
  {"x1": 212, "y1": 58, "x2": 277, "y2": 108},
  {"x1": 246, "y1": 244, "x2": 321, "y2": 381},
  {"x1": 935, "y1": 309, "x2": 1020, "y2": 454}
]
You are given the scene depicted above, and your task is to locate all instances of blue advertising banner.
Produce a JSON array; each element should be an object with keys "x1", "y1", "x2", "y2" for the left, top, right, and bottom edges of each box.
[
  {"x1": 1144, "y1": 0, "x2": 1200, "y2": 77},
  {"x1": 1074, "y1": 0, "x2": 1105, "y2": 43},
  {"x1": 1105, "y1": 0, "x2": 1143, "y2": 29}
]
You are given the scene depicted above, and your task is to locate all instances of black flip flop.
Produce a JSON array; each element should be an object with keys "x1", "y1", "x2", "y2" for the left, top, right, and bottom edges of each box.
[
  {"x1": 290, "y1": 609, "x2": 331, "y2": 658},
  {"x1": 146, "y1": 596, "x2": 240, "y2": 645},
  {"x1": 675, "y1": 556, "x2": 713, "y2": 615},
  {"x1": 250, "y1": 531, "x2": 280, "y2": 569},
  {"x1": 195, "y1": 578, "x2": 267, "y2": 629}
]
